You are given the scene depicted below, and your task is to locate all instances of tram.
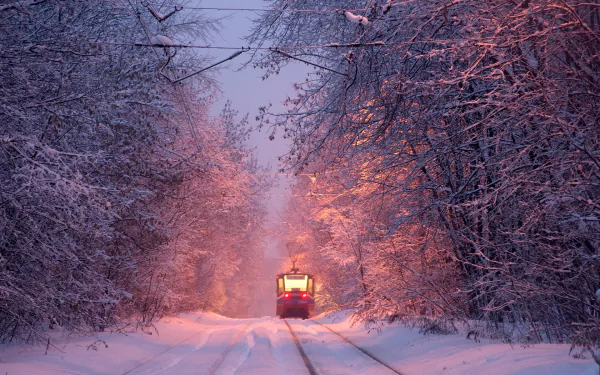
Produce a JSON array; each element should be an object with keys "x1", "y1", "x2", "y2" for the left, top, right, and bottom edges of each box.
[{"x1": 276, "y1": 269, "x2": 315, "y2": 319}]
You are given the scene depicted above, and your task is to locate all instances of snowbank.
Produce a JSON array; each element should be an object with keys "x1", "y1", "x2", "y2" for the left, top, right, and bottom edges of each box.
[
  {"x1": 315, "y1": 311, "x2": 597, "y2": 375},
  {"x1": 0, "y1": 314, "x2": 210, "y2": 375}
]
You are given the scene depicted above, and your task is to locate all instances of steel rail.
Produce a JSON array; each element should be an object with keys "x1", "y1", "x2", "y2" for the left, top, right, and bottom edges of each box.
[
  {"x1": 314, "y1": 321, "x2": 404, "y2": 375},
  {"x1": 284, "y1": 319, "x2": 319, "y2": 375}
]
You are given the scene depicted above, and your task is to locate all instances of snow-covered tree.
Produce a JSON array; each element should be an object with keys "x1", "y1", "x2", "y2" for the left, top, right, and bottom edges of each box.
[
  {"x1": 0, "y1": 0, "x2": 266, "y2": 343},
  {"x1": 152, "y1": 98, "x2": 272, "y2": 317},
  {"x1": 252, "y1": 0, "x2": 600, "y2": 345}
]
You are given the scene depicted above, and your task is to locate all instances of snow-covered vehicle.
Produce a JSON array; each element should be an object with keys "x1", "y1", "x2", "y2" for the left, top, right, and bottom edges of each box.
[{"x1": 276, "y1": 271, "x2": 315, "y2": 319}]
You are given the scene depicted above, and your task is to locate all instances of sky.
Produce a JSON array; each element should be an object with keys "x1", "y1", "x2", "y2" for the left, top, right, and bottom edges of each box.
[
  {"x1": 201, "y1": 0, "x2": 308, "y2": 227},
  {"x1": 199, "y1": 1, "x2": 310, "y2": 316}
]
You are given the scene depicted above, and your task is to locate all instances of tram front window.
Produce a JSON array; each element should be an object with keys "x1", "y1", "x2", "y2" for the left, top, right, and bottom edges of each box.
[{"x1": 284, "y1": 274, "x2": 308, "y2": 291}]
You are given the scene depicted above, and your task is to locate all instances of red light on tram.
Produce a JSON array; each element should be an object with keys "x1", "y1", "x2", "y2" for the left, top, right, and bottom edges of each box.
[
  {"x1": 284, "y1": 292, "x2": 290, "y2": 299},
  {"x1": 302, "y1": 293, "x2": 308, "y2": 299}
]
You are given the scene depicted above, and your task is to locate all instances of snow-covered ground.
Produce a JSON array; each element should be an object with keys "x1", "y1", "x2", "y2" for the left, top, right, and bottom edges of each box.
[
  {"x1": 0, "y1": 311, "x2": 596, "y2": 375},
  {"x1": 317, "y1": 311, "x2": 597, "y2": 375}
]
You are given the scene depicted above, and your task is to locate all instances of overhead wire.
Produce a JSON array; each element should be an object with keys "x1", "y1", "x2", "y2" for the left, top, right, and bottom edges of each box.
[
  {"x1": 172, "y1": 50, "x2": 244, "y2": 83},
  {"x1": 143, "y1": 4, "x2": 390, "y2": 13},
  {"x1": 272, "y1": 49, "x2": 348, "y2": 77},
  {"x1": 131, "y1": 41, "x2": 393, "y2": 50},
  {"x1": 139, "y1": 1, "x2": 403, "y2": 63},
  {"x1": 130, "y1": 41, "x2": 394, "y2": 79},
  {"x1": 128, "y1": 0, "x2": 423, "y2": 84},
  {"x1": 113, "y1": 1, "x2": 403, "y2": 55}
]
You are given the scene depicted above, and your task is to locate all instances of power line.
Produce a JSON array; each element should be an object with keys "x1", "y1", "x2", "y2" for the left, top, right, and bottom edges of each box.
[
  {"x1": 161, "y1": 6, "x2": 342, "y2": 13},
  {"x1": 172, "y1": 50, "x2": 244, "y2": 83},
  {"x1": 272, "y1": 49, "x2": 348, "y2": 77},
  {"x1": 132, "y1": 41, "x2": 390, "y2": 50},
  {"x1": 144, "y1": 4, "x2": 392, "y2": 14}
]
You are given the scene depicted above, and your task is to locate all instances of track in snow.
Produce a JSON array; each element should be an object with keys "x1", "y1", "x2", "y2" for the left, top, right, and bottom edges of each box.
[
  {"x1": 118, "y1": 318, "x2": 308, "y2": 375},
  {"x1": 118, "y1": 316, "x2": 403, "y2": 375},
  {"x1": 284, "y1": 318, "x2": 404, "y2": 375}
]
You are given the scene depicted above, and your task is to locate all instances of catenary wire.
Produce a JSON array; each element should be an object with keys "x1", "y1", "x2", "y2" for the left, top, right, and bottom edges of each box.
[
  {"x1": 130, "y1": 41, "x2": 393, "y2": 50},
  {"x1": 143, "y1": 3, "x2": 402, "y2": 13}
]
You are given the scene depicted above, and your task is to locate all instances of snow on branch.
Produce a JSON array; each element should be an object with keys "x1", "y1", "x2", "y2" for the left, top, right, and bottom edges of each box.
[
  {"x1": 149, "y1": 35, "x2": 174, "y2": 47},
  {"x1": 344, "y1": 11, "x2": 369, "y2": 25},
  {"x1": 144, "y1": 3, "x2": 182, "y2": 22}
]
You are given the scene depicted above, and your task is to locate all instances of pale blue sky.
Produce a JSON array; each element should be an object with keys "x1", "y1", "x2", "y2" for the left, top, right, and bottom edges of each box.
[
  {"x1": 198, "y1": 2, "x2": 312, "y2": 289},
  {"x1": 195, "y1": 1, "x2": 314, "y2": 316},
  {"x1": 201, "y1": 1, "x2": 309, "y2": 224}
]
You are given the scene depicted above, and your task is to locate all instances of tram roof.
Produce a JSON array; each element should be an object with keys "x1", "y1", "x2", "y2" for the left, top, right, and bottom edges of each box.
[{"x1": 276, "y1": 273, "x2": 313, "y2": 277}]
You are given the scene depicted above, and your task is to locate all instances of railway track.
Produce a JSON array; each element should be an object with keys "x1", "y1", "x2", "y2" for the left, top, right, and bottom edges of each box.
[
  {"x1": 119, "y1": 317, "x2": 403, "y2": 375},
  {"x1": 284, "y1": 319, "x2": 319, "y2": 375},
  {"x1": 284, "y1": 318, "x2": 404, "y2": 375}
]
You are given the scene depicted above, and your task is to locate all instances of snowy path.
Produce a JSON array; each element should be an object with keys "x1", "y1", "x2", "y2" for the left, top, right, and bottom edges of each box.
[
  {"x1": 121, "y1": 317, "x2": 309, "y2": 375},
  {"x1": 123, "y1": 317, "x2": 400, "y2": 375},
  {"x1": 1, "y1": 311, "x2": 597, "y2": 375}
]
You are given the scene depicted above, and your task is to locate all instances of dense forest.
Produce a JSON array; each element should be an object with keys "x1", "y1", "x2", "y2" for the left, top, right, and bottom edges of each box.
[
  {"x1": 1, "y1": 0, "x2": 599, "y2": 352},
  {"x1": 0, "y1": 1, "x2": 269, "y2": 343},
  {"x1": 249, "y1": 0, "x2": 600, "y2": 348}
]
